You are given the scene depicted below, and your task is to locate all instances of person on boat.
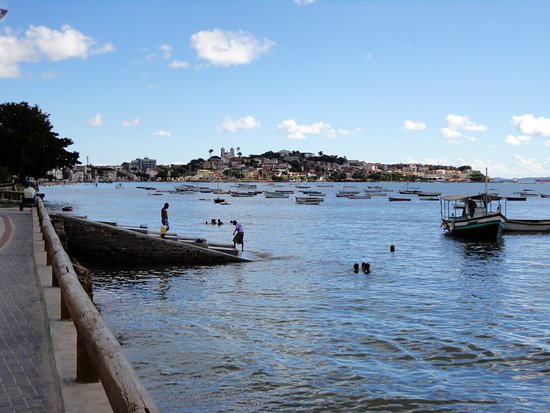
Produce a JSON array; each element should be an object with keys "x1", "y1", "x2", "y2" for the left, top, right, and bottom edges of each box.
[
  {"x1": 161, "y1": 203, "x2": 169, "y2": 238},
  {"x1": 232, "y1": 220, "x2": 244, "y2": 251},
  {"x1": 467, "y1": 199, "x2": 476, "y2": 218},
  {"x1": 361, "y1": 262, "x2": 371, "y2": 274},
  {"x1": 353, "y1": 263, "x2": 359, "y2": 273}
]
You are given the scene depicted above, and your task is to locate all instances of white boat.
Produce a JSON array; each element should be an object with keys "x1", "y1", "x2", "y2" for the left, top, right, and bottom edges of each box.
[
  {"x1": 504, "y1": 219, "x2": 550, "y2": 232},
  {"x1": 440, "y1": 193, "x2": 505, "y2": 240},
  {"x1": 348, "y1": 194, "x2": 371, "y2": 199}
]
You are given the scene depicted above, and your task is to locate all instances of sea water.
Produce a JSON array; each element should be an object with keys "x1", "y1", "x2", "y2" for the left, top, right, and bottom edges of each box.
[{"x1": 42, "y1": 182, "x2": 550, "y2": 412}]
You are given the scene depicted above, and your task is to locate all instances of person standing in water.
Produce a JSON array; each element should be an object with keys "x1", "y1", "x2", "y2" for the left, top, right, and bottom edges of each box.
[
  {"x1": 232, "y1": 220, "x2": 244, "y2": 251},
  {"x1": 161, "y1": 203, "x2": 169, "y2": 238}
]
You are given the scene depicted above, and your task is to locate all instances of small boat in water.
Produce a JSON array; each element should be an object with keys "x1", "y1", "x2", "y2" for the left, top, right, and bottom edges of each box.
[
  {"x1": 389, "y1": 197, "x2": 411, "y2": 202},
  {"x1": 296, "y1": 197, "x2": 324, "y2": 205},
  {"x1": 398, "y1": 183, "x2": 421, "y2": 195},
  {"x1": 264, "y1": 192, "x2": 289, "y2": 199},
  {"x1": 504, "y1": 219, "x2": 550, "y2": 232},
  {"x1": 213, "y1": 197, "x2": 225, "y2": 203},
  {"x1": 440, "y1": 193, "x2": 505, "y2": 240}
]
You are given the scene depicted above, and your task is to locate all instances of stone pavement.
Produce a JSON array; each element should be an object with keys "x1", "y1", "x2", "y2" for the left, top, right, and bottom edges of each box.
[{"x1": 0, "y1": 208, "x2": 62, "y2": 412}]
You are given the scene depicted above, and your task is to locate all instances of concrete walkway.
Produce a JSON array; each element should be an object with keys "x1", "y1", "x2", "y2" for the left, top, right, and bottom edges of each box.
[{"x1": 0, "y1": 208, "x2": 61, "y2": 412}]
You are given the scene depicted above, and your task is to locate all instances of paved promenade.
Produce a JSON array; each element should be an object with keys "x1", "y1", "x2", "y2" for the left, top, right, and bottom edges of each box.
[{"x1": 0, "y1": 209, "x2": 61, "y2": 412}]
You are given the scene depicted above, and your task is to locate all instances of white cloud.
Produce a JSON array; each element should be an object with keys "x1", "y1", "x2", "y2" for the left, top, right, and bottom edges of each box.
[
  {"x1": 168, "y1": 60, "x2": 190, "y2": 69},
  {"x1": 153, "y1": 130, "x2": 171, "y2": 137},
  {"x1": 218, "y1": 115, "x2": 260, "y2": 132},
  {"x1": 190, "y1": 28, "x2": 274, "y2": 66},
  {"x1": 158, "y1": 44, "x2": 172, "y2": 59},
  {"x1": 88, "y1": 114, "x2": 103, "y2": 126},
  {"x1": 403, "y1": 120, "x2": 427, "y2": 131},
  {"x1": 294, "y1": 0, "x2": 316, "y2": 5},
  {"x1": 470, "y1": 155, "x2": 549, "y2": 178},
  {"x1": 512, "y1": 114, "x2": 550, "y2": 136},
  {"x1": 337, "y1": 128, "x2": 362, "y2": 136},
  {"x1": 0, "y1": 25, "x2": 113, "y2": 78},
  {"x1": 278, "y1": 119, "x2": 330, "y2": 140},
  {"x1": 504, "y1": 134, "x2": 531, "y2": 146},
  {"x1": 439, "y1": 113, "x2": 486, "y2": 144},
  {"x1": 445, "y1": 114, "x2": 487, "y2": 132},
  {"x1": 122, "y1": 118, "x2": 140, "y2": 127},
  {"x1": 325, "y1": 128, "x2": 362, "y2": 139},
  {"x1": 440, "y1": 128, "x2": 462, "y2": 140}
]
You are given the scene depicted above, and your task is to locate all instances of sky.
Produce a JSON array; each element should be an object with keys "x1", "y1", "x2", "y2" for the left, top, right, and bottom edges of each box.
[{"x1": 1, "y1": 0, "x2": 550, "y2": 178}]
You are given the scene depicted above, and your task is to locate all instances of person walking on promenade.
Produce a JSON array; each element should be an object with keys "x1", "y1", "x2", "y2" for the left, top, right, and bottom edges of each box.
[
  {"x1": 161, "y1": 203, "x2": 169, "y2": 238},
  {"x1": 232, "y1": 220, "x2": 244, "y2": 251}
]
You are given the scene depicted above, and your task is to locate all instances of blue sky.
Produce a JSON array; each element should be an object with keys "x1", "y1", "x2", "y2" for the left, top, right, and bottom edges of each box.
[{"x1": 1, "y1": 0, "x2": 550, "y2": 178}]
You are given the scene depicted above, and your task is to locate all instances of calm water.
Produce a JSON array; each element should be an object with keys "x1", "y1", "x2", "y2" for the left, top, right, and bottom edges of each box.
[{"x1": 42, "y1": 182, "x2": 550, "y2": 412}]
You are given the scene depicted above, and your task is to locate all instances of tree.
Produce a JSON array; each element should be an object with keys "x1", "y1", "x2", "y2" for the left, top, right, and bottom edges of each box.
[
  {"x1": 208, "y1": 148, "x2": 214, "y2": 158},
  {"x1": 0, "y1": 102, "x2": 80, "y2": 181},
  {"x1": 469, "y1": 170, "x2": 485, "y2": 182}
]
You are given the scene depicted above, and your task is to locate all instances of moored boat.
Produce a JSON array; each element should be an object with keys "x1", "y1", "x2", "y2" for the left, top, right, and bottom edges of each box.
[
  {"x1": 440, "y1": 193, "x2": 505, "y2": 240},
  {"x1": 389, "y1": 197, "x2": 411, "y2": 201},
  {"x1": 504, "y1": 219, "x2": 550, "y2": 232}
]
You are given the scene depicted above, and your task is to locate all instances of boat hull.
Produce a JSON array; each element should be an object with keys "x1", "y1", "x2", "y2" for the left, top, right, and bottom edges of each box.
[
  {"x1": 503, "y1": 219, "x2": 550, "y2": 232},
  {"x1": 442, "y1": 213, "x2": 506, "y2": 240}
]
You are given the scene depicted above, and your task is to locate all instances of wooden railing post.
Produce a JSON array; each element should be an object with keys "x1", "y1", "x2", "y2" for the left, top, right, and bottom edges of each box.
[{"x1": 77, "y1": 333, "x2": 99, "y2": 382}]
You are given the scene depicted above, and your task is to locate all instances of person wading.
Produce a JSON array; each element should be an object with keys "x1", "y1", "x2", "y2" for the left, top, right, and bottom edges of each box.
[
  {"x1": 161, "y1": 203, "x2": 169, "y2": 238},
  {"x1": 232, "y1": 220, "x2": 244, "y2": 251}
]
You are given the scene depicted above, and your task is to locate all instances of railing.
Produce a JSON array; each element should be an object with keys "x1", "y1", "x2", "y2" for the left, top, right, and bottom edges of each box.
[
  {"x1": 36, "y1": 197, "x2": 159, "y2": 413},
  {"x1": 0, "y1": 189, "x2": 23, "y2": 202}
]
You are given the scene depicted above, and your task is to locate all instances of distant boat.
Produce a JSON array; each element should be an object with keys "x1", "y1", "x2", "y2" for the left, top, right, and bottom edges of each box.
[
  {"x1": 398, "y1": 183, "x2": 421, "y2": 195},
  {"x1": 264, "y1": 192, "x2": 289, "y2": 198},
  {"x1": 540, "y1": 193, "x2": 550, "y2": 198},
  {"x1": 213, "y1": 197, "x2": 225, "y2": 203},
  {"x1": 62, "y1": 206, "x2": 73, "y2": 212},
  {"x1": 296, "y1": 197, "x2": 324, "y2": 205},
  {"x1": 348, "y1": 194, "x2": 371, "y2": 199},
  {"x1": 389, "y1": 197, "x2": 411, "y2": 202},
  {"x1": 115, "y1": 183, "x2": 124, "y2": 189},
  {"x1": 418, "y1": 191, "x2": 441, "y2": 197},
  {"x1": 336, "y1": 186, "x2": 359, "y2": 197},
  {"x1": 505, "y1": 196, "x2": 527, "y2": 201}
]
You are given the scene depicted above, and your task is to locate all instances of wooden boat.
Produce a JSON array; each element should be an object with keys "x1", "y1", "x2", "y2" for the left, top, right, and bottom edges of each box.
[
  {"x1": 61, "y1": 206, "x2": 73, "y2": 212},
  {"x1": 264, "y1": 192, "x2": 289, "y2": 198},
  {"x1": 398, "y1": 183, "x2": 421, "y2": 195},
  {"x1": 348, "y1": 194, "x2": 371, "y2": 199},
  {"x1": 440, "y1": 193, "x2": 505, "y2": 240},
  {"x1": 418, "y1": 191, "x2": 441, "y2": 197},
  {"x1": 504, "y1": 219, "x2": 550, "y2": 232},
  {"x1": 419, "y1": 197, "x2": 439, "y2": 201},
  {"x1": 296, "y1": 196, "x2": 324, "y2": 205},
  {"x1": 539, "y1": 193, "x2": 550, "y2": 198},
  {"x1": 389, "y1": 197, "x2": 411, "y2": 201},
  {"x1": 213, "y1": 197, "x2": 225, "y2": 203},
  {"x1": 336, "y1": 186, "x2": 359, "y2": 197}
]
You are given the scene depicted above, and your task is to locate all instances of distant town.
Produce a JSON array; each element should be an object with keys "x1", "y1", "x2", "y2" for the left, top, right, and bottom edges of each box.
[{"x1": 46, "y1": 147, "x2": 535, "y2": 183}]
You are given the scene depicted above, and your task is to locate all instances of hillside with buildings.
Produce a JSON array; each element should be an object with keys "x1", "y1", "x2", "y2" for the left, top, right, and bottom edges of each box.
[{"x1": 49, "y1": 148, "x2": 483, "y2": 183}]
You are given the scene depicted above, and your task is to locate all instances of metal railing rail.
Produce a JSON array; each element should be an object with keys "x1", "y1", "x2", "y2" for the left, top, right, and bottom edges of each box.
[{"x1": 36, "y1": 197, "x2": 159, "y2": 413}]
